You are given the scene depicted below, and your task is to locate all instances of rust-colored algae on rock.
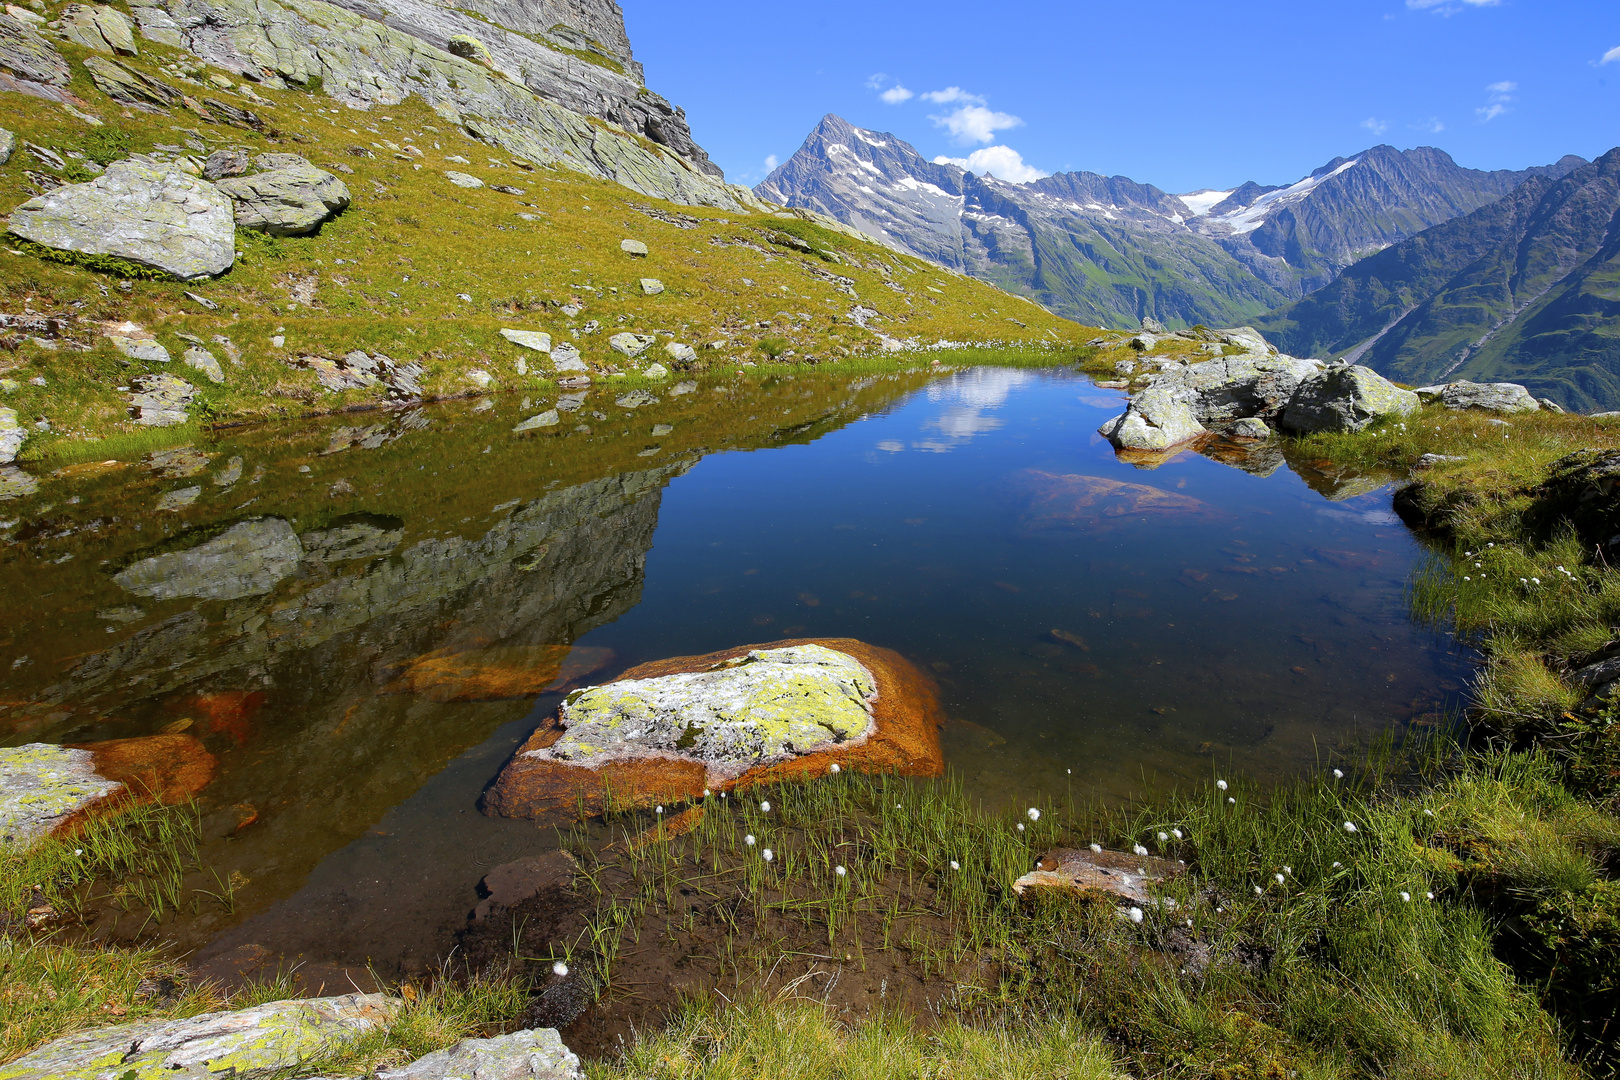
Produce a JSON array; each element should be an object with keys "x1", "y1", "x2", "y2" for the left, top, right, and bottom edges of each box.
[
  {"x1": 384, "y1": 645, "x2": 615, "y2": 702},
  {"x1": 72, "y1": 733, "x2": 217, "y2": 805},
  {"x1": 1012, "y1": 469, "x2": 1220, "y2": 534},
  {"x1": 482, "y1": 638, "x2": 944, "y2": 819}
]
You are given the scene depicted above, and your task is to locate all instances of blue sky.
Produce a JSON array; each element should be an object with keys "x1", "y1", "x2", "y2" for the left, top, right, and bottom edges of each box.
[{"x1": 621, "y1": 0, "x2": 1619, "y2": 193}]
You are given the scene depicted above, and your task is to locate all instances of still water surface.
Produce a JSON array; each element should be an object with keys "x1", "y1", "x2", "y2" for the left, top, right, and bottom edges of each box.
[{"x1": 0, "y1": 364, "x2": 1470, "y2": 977}]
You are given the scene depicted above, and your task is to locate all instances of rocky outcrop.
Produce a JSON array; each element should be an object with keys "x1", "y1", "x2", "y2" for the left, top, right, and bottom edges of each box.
[
  {"x1": 128, "y1": 372, "x2": 198, "y2": 425},
  {"x1": 8, "y1": 162, "x2": 235, "y2": 280},
  {"x1": 216, "y1": 160, "x2": 351, "y2": 235},
  {"x1": 375, "y1": 1029, "x2": 582, "y2": 1080},
  {"x1": 0, "y1": 735, "x2": 215, "y2": 847},
  {"x1": 114, "y1": 517, "x2": 304, "y2": 601},
  {"x1": 484, "y1": 638, "x2": 945, "y2": 818},
  {"x1": 0, "y1": 994, "x2": 397, "y2": 1080},
  {"x1": 1280, "y1": 365, "x2": 1418, "y2": 433},
  {"x1": 0, "y1": 11, "x2": 72, "y2": 87},
  {"x1": 1096, "y1": 384, "x2": 1206, "y2": 451},
  {"x1": 1416, "y1": 380, "x2": 1545, "y2": 413},
  {"x1": 57, "y1": 3, "x2": 139, "y2": 55}
]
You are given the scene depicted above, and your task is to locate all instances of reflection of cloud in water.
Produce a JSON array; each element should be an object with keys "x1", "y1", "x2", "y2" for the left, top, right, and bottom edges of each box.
[
  {"x1": 876, "y1": 440, "x2": 905, "y2": 453},
  {"x1": 880, "y1": 367, "x2": 1028, "y2": 453}
]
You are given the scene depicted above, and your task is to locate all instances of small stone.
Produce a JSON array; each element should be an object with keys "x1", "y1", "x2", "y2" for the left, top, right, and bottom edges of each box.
[
  {"x1": 445, "y1": 170, "x2": 483, "y2": 188},
  {"x1": 181, "y1": 345, "x2": 225, "y2": 383},
  {"x1": 109, "y1": 333, "x2": 171, "y2": 364},
  {"x1": 466, "y1": 369, "x2": 493, "y2": 388},
  {"x1": 500, "y1": 328, "x2": 552, "y2": 353},
  {"x1": 615, "y1": 389, "x2": 658, "y2": 408},
  {"x1": 202, "y1": 148, "x2": 249, "y2": 181},
  {"x1": 620, "y1": 239, "x2": 649, "y2": 257},
  {"x1": 1226, "y1": 417, "x2": 1270, "y2": 440},
  {"x1": 609, "y1": 332, "x2": 655, "y2": 358},
  {"x1": 550, "y1": 343, "x2": 587, "y2": 372},
  {"x1": 0, "y1": 406, "x2": 24, "y2": 464},
  {"x1": 0, "y1": 128, "x2": 14, "y2": 166},
  {"x1": 642, "y1": 362, "x2": 669, "y2": 380},
  {"x1": 663, "y1": 341, "x2": 696, "y2": 364},
  {"x1": 128, "y1": 372, "x2": 195, "y2": 426},
  {"x1": 1414, "y1": 453, "x2": 1467, "y2": 469},
  {"x1": 515, "y1": 357, "x2": 528, "y2": 376},
  {"x1": 1140, "y1": 316, "x2": 1166, "y2": 334},
  {"x1": 640, "y1": 277, "x2": 664, "y2": 295},
  {"x1": 513, "y1": 410, "x2": 559, "y2": 432},
  {"x1": 183, "y1": 290, "x2": 218, "y2": 310},
  {"x1": 652, "y1": 423, "x2": 673, "y2": 436}
]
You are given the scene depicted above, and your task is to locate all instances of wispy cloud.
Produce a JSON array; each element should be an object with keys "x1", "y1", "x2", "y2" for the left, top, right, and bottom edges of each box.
[
  {"x1": 1476, "y1": 80, "x2": 1515, "y2": 121},
  {"x1": 880, "y1": 85, "x2": 914, "y2": 104},
  {"x1": 933, "y1": 105, "x2": 1023, "y2": 144},
  {"x1": 932, "y1": 145, "x2": 1046, "y2": 184},
  {"x1": 1406, "y1": 0, "x2": 1499, "y2": 12},
  {"x1": 763, "y1": 154, "x2": 779, "y2": 172},
  {"x1": 1602, "y1": 46, "x2": 1620, "y2": 64},
  {"x1": 865, "y1": 73, "x2": 888, "y2": 90},
  {"x1": 919, "y1": 87, "x2": 985, "y2": 106},
  {"x1": 1361, "y1": 117, "x2": 1389, "y2": 136},
  {"x1": 1410, "y1": 117, "x2": 1446, "y2": 134}
]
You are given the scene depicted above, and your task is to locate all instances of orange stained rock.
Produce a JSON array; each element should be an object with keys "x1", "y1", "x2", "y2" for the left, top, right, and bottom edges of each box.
[
  {"x1": 482, "y1": 638, "x2": 945, "y2": 819},
  {"x1": 71, "y1": 733, "x2": 218, "y2": 804},
  {"x1": 180, "y1": 691, "x2": 267, "y2": 746},
  {"x1": 1013, "y1": 469, "x2": 1219, "y2": 533},
  {"x1": 385, "y1": 644, "x2": 616, "y2": 702}
]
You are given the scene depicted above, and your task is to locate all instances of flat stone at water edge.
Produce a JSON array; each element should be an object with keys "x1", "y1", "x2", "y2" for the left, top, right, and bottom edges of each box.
[
  {"x1": 375, "y1": 1028, "x2": 582, "y2": 1080},
  {"x1": 500, "y1": 328, "x2": 552, "y2": 353},
  {"x1": 0, "y1": 406, "x2": 23, "y2": 464},
  {"x1": 550, "y1": 343, "x2": 587, "y2": 372},
  {"x1": 0, "y1": 743, "x2": 121, "y2": 847},
  {"x1": 182, "y1": 345, "x2": 225, "y2": 383}
]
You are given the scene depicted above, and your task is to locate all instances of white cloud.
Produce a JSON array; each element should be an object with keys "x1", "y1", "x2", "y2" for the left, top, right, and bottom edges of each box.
[
  {"x1": 1406, "y1": 0, "x2": 1499, "y2": 10},
  {"x1": 932, "y1": 145, "x2": 1046, "y2": 184},
  {"x1": 932, "y1": 105, "x2": 1023, "y2": 145},
  {"x1": 865, "y1": 73, "x2": 888, "y2": 90},
  {"x1": 1361, "y1": 117, "x2": 1389, "y2": 136},
  {"x1": 1603, "y1": 46, "x2": 1620, "y2": 64},
  {"x1": 920, "y1": 86, "x2": 985, "y2": 106},
  {"x1": 763, "y1": 154, "x2": 779, "y2": 172},
  {"x1": 880, "y1": 85, "x2": 914, "y2": 104},
  {"x1": 1411, "y1": 117, "x2": 1446, "y2": 134},
  {"x1": 1476, "y1": 80, "x2": 1515, "y2": 121}
]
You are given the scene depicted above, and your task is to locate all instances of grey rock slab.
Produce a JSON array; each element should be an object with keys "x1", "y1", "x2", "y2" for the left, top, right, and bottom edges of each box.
[
  {"x1": 0, "y1": 126, "x2": 14, "y2": 165},
  {"x1": 110, "y1": 334, "x2": 172, "y2": 364},
  {"x1": 1013, "y1": 846, "x2": 1184, "y2": 904},
  {"x1": 1097, "y1": 384, "x2": 1206, "y2": 451},
  {"x1": 1413, "y1": 453, "x2": 1467, "y2": 469},
  {"x1": 0, "y1": 11, "x2": 71, "y2": 85},
  {"x1": 613, "y1": 388, "x2": 657, "y2": 408},
  {"x1": 1438, "y1": 380, "x2": 1543, "y2": 414},
  {"x1": 641, "y1": 362, "x2": 668, "y2": 379},
  {"x1": 57, "y1": 3, "x2": 137, "y2": 54},
  {"x1": 608, "y1": 332, "x2": 655, "y2": 358},
  {"x1": 1571, "y1": 656, "x2": 1620, "y2": 690},
  {"x1": 253, "y1": 152, "x2": 311, "y2": 171},
  {"x1": 663, "y1": 341, "x2": 696, "y2": 364},
  {"x1": 619, "y1": 238, "x2": 648, "y2": 256},
  {"x1": 377, "y1": 1028, "x2": 582, "y2": 1080},
  {"x1": 639, "y1": 277, "x2": 663, "y2": 295},
  {"x1": 0, "y1": 405, "x2": 23, "y2": 464},
  {"x1": 126, "y1": 0, "x2": 182, "y2": 46},
  {"x1": 1539, "y1": 398, "x2": 1565, "y2": 414},
  {"x1": 500, "y1": 328, "x2": 552, "y2": 353},
  {"x1": 9, "y1": 162, "x2": 235, "y2": 280},
  {"x1": 445, "y1": 170, "x2": 483, "y2": 188},
  {"x1": 550, "y1": 343, "x2": 587, "y2": 372},
  {"x1": 0, "y1": 743, "x2": 121, "y2": 848},
  {"x1": 203, "y1": 147, "x2": 249, "y2": 180},
  {"x1": 1226, "y1": 417, "x2": 1270, "y2": 440},
  {"x1": 82, "y1": 55, "x2": 181, "y2": 110},
  {"x1": 128, "y1": 372, "x2": 196, "y2": 426},
  {"x1": 114, "y1": 517, "x2": 302, "y2": 601},
  {"x1": 0, "y1": 993, "x2": 399, "y2": 1080},
  {"x1": 513, "y1": 410, "x2": 559, "y2": 432},
  {"x1": 1162, "y1": 353, "x2": 1322, "y2": 424},
  {"x1": 182, "y1": 346, "x2": 225, "y2": 383},
  {"x1": 300, "y1": 518, "x2": 402, "y2": 563},
  {"x1": 1280, "y1": 365, "x2": 1418, "y2": 434},
  {"x1": 217, "y1": 163, "x2": 350, "y2": 236}
]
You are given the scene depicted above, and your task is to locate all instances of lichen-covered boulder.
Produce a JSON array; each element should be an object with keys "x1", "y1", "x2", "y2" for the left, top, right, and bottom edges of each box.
[
  {"x1": 128, "y1": 372, "x2": 196, "y2": 426},
  {"x1": 376, "y1": 1028, "x2": 582, "y2": 1080},
  {"x1": 1433, "y1": 380, "x2": 1543, "y2": 413},
  {"x1": 216, "y1": 163, "x2": 350, "y2": 236},
  {"x1": 0, "y1": 405, "x2": 24, "y2": 464},
  {"x1": 1167, "y1": 353, "x2": 1322, "y2": 424},
  {"x1": 1097, "y1": 384, "x2": 1206, "y2": 451},
  {"x1": 1013, "y1": 846, "x2": 1185, "y2": 902},
  {"x1": 484, "y1": 639, "x2": 944, "y2": 817},
  {"x1": 0, "y1": 994, "x2": 398, "y2": 1080},
  {"x1": 0, "y1": 744, "x2": 120, "y2": 847},
  {"x1": 57, "y1": 3, "x2": 137, "y2": 55},
  {"x1": 501, "y1": 328, "x2": 552, "y2": 353},
  {"x1": 114, "y1": 517, "x2": 302, "y2": 601},
  {"x1": 8, "y1": 162, "x2": 235, "y2": 280},
  {"x1": 609, "y1": 332, "x2": 655, "y2": 358},
  {"x1": 1279, "y1": 364, "x2": 1418, "y2": 434}
]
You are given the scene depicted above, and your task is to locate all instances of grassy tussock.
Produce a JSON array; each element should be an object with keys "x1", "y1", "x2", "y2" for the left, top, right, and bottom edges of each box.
[{"x1": 587, "y1": 998, "x2": 1126, "y2": 1080}]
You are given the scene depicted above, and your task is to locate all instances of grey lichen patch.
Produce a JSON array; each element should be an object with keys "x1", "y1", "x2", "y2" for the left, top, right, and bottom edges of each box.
[
  {"x1": 0, "y1": 744, "x2": 121, "y2": 848},
  {"x1": 539, "y1": 644, "x2": 878, "y2": 779}
]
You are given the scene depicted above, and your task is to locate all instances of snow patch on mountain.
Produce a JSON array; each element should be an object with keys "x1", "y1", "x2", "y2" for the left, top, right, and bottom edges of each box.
[
  {"x1": 1178, "y1": 189, "x2": 1234, "y2": 218},
  {"x1": 1214, "y1": 160, "x2": 1360, "y2": 234}
]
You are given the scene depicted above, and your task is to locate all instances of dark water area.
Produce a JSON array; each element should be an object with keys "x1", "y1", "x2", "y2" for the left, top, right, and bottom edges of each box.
[{"x1": 0, "y1": 364, "x2": 1472, "y2": 984}]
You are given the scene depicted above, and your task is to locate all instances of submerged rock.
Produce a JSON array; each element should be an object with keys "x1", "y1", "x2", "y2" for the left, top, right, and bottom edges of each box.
[
  {"x1": 114, "y1": 517, "x2": 302, "y2": 601},
  {"x1": 484, "y1": 639, "x2": 944, "y2": 817},
  {"x1": 0, "y1": 993, "x2": 397, "y2": 1080},
  {"x1": 376, "y1": 1028, "x2": 582, "y2": 1080},
  {"x1": 1279, "y1": 365, "x2": 1417, "y2": 434},
  {"x1": 385, "y1": 644, "x2": 613, "y2": 703},
  {"x1": 1014, "y1": 846, "x2": 1185, "y2": 902},
  {"x1": 1013, "y1": 469, "x2": 1220, "y2": 532},
  {"x1": 8, "y1": 162, "x2": 235, "y2": 280}
]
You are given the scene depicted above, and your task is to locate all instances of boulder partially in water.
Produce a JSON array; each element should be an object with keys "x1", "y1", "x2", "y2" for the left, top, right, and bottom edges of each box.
[
  {"x1": 483, "y1": 638, "x2": 944, "y2": 817},
  {"x1": 1280, "y1": 365, "x2": 1418, "y2": 434},
  {"x1": 1013, "y1": 846, "x2": 1185, "y2": 903}
]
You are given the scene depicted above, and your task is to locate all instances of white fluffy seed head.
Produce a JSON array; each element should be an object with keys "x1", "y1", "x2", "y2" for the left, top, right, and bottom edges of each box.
[
  {"x1": 1127, "y1": 906, "x2": 1144, "y2": 924},
  {"x1": 702, "y1": 789, "x2": 711, "y2": 798},
  {"x1": 1253, "y1": 885, "x2": 1263, "y2": 895},
  {"x1": 1017, "y1": 823, "x2": 1025, "y2": 832},
  {"x1": 1426, "y1": 891, "x2": 1435, "y2": 900},
  {"x1": 762, "y1": 848, "x2": 773, "y2": 862},
  {"x1": 760, "y1": 801, "x2": 771, "y2": 812},
  {"x1": 1344, "y1": 821, "x2": 1358, "y2": 833},
  {"x1": 1274, "y1": 873, "x2": 1285, "y2": 885},
  {"x1": 1332, "y1": 769, "x2": 1344, "y2": 779},
  {"x1": 552, "y1": 961, "x2": 568, "y2": 977},
  {"x1": 655, "y1": 805, "x2": 663, "y2": 814},
  {"x1": 1228, "y1": 797, "x2": 1236, "y2": 804},
  {"x1": 744, "y1": 834, "x2": 756, "y2": 846},
  {"x1": 1157, "y1": 831, "x2": 1168, "y2": 843},
  {"x1": 1216, "y1": 779, "x2": 1228, "y2": 791},
  {"x1": 829, "y1": 763, "x2": 840, "y2": 773},
  {"x1": 1133, "y1": 843, "x2": 1149, "y2": 856},
  {"x1": 950, "y1": 860, "x2": 959, "y2": 870},
  {"x1": 1090, "y1": 843, "x2": 1103, "y2": 854},
  {"x1": 1027, "y1": 807, "x2": 1040, "y2": 822},
  {"x1": 1400, "y1": 891, "x2": 1411, "y2": 902},
  {"x1": 1171, "y1": 829, "x2": 1183, "y2": 840},
  {"x1": 835, "y1": 865, "x2": 847, "y2": 876}
]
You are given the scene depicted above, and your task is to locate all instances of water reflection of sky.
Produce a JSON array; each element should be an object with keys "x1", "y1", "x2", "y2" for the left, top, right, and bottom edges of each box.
[{"x1": 880, "y1": 367, "x2": 1039, "y2": 453}]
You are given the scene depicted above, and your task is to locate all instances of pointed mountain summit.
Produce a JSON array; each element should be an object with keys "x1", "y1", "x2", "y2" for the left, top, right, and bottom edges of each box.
[{"x1": 758, "y1": 116, "x2": 1584, "y2": 329}]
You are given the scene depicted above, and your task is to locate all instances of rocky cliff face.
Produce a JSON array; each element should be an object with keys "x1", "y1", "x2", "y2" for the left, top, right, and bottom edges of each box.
[
  {"x1": 116, "y1": 0, "x2": 754, "y2": 207},
  {"x1": 1257, "y1": 147, "x2": 1620, "y2": 411},
  {"x1": 759, "y1": 116, "x2": 1583, "y2": 328}
]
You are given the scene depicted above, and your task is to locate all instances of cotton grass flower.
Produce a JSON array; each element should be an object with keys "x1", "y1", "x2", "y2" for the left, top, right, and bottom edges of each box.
[
  {"x1": 1216, "y1": 779, "x2": 1228, "y2": 791},
  {"x1": 760, "y1": 800, "x2": 771, "y2": 812},
  {"x1": 949, "y1": 860, "x2": 960, "y2": 870},
  {"x1": 835, "y1": 865, "x2": 847, "y2": 877},
  {"x1": 1133, "y1": 843, "x2": 1149, "y2": 856},
  {"x1": 1343, "y1": 821, "x2": 1358, "y2": 833},
  {"x1": 1274, "y1": 873, "x2": 1285, "y2": 885},
  {"x1": 1027, "y1": 807, "x2": 1041, "y2": 822},
  {"x1": 1426, "y1": 891, "x2": 1435, "y2": 900},
  {"x1": 655, "y1": 805, "x2": 663, "y2": 814},
  {"x1": 1399, "y1": 891, "x2": 1411, "y2": 902},
  {"x1": 829, "y1": 763, "x2": 840, "y2": 773},
  {"x1": 552, "y1": 961, "x2": 568, "y2": 977},
  {"x1": 1090, "y1": 843, "x2": 1103, "y2": 854},
  {"x1": 1157, "y1": 831, "x2": 1168, "y2": 843},
  {"x1": 1017, "y1": 823, "x2": 1025, "y2": 832},
  {"x1": 1127, "y1": 906, "x2": 1144, "y2": 924},
  {"x1": 762, "y1": 848, "x2": 774, "y2": 863},
  {"x1": 1253, "y1": 885, "x2": 1263, "y2": 895},
  {"x1": 744, "y1": 834, "x2": 756, "y2": 846},
  {"x1": 1332, "y1": 768, "x2": 1344, "y2": 779},
  {"x1": 1171, "y1": 828, "x2": 1183, "y2": 840},
  {"x1": 702, "y1": 789, "x2": 711, "y2": 798},
  {"x1": 1227, "y1": 797, "x2": 1236, "y2": 804}
]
